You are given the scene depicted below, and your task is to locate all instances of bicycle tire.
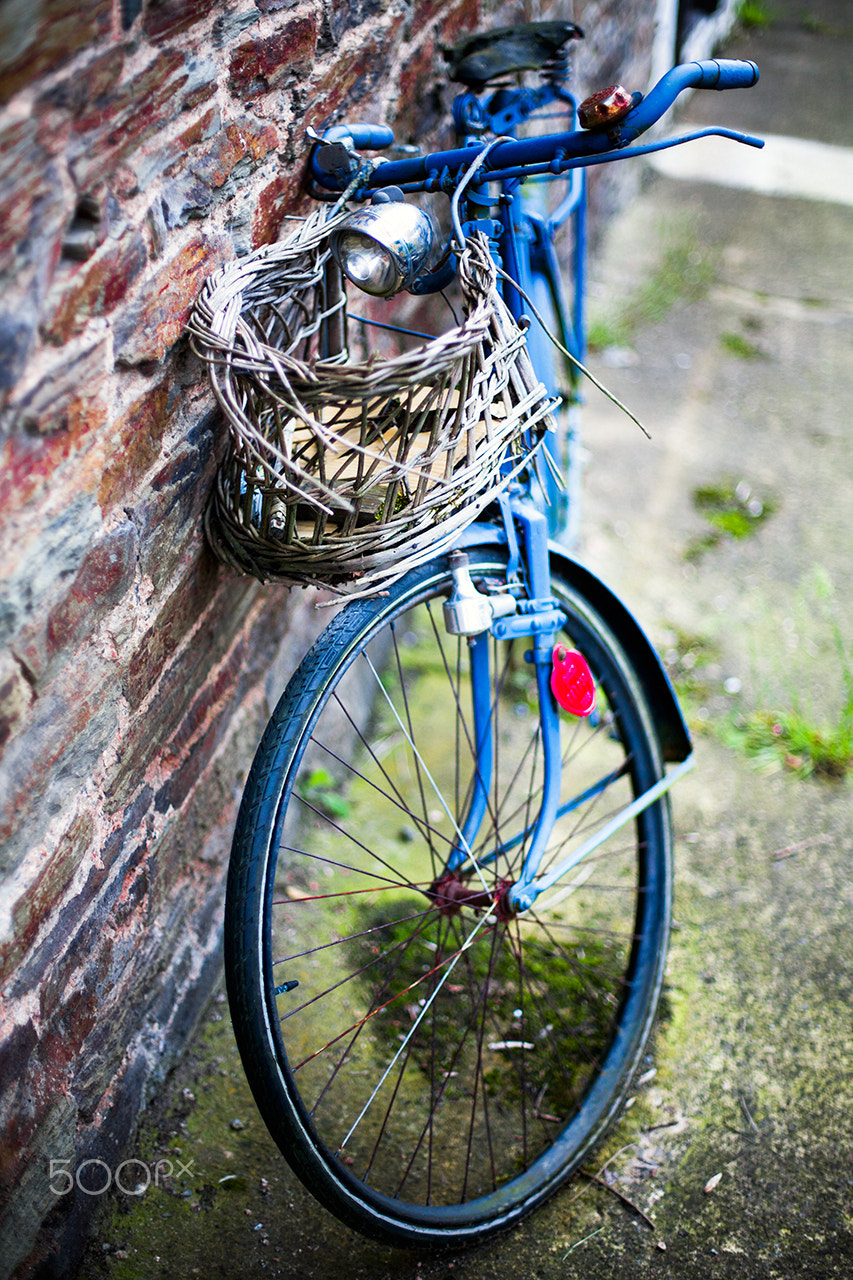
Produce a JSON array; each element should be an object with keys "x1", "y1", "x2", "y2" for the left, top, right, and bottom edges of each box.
[{"x1": 225, "y1": 547, "x2": 672, "y2": 1247}]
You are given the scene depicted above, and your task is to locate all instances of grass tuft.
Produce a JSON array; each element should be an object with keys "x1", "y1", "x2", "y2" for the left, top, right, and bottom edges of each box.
[{"x1": 588, "y1": 223, "x2": 717, "y2": 352}]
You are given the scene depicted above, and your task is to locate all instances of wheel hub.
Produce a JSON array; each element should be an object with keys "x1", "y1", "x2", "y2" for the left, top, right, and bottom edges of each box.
[{"x1": 427, "y1": 871, "x2": 516, "y2": 920}]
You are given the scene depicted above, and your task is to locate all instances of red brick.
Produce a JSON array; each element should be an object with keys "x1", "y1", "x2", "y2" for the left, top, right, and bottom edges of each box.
[
  {"x1": 142, "y1": 0, "x2": 212, "y2": 45},
  {"x1": 251, "y1": 169, "x2": 309, "y2": 247},
  {"x1": 228, "y1": 16, "x2": 318, "y2": 97},
  {"x1": 112, "y1": 234, "x2": 232, "y2": 366}
]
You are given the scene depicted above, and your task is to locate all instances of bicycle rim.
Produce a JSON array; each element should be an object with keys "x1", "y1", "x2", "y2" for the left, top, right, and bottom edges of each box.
[{"x1": 225, "y1": 548, "x2": 671, "y2": 1246}]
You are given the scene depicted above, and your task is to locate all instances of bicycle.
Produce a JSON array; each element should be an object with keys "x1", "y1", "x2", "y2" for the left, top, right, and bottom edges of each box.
[{"x1": 191, "y1": 22, "x2": 762, "y2": 1249}]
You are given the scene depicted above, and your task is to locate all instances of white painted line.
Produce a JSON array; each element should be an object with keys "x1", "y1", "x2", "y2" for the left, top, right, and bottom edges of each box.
[{"x1": 649, "y1": 131, "x2": 853, "y2": 207}]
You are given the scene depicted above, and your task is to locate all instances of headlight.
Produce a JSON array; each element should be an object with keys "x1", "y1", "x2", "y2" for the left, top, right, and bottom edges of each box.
[{"x1": 329, "y1": 200, "x2": 437, "y2": 297}]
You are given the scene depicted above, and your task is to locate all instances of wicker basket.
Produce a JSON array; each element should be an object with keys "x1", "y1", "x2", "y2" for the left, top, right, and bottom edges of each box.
[{"x1": 189, "y1": 206, "x2": 556, "y2": 597}]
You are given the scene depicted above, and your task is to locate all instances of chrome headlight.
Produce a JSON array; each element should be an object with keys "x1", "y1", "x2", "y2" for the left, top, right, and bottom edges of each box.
[{"x1": 329, "y1": 200, "x2": 436, "y2": 297}]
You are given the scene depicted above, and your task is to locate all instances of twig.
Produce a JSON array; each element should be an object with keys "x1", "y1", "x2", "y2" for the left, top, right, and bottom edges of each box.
[
  {"x1": 739, "y1": 1092, "x2": 761, "y2": 1135},
  {"x1": 579, "y1": 1169, "x2": 656, "y2": 1231},
  {"x1": 772, "y1": 834, "x2": 830, "y2": 861}
]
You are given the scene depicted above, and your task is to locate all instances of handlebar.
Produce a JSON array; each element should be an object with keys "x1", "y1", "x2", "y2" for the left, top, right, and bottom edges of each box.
[
  {"x1": 309, "y1": 57, "x2": 760, "y2": 195},
  {"x1": 619, "y1": 58, "x2": 759, "y2": 142}
]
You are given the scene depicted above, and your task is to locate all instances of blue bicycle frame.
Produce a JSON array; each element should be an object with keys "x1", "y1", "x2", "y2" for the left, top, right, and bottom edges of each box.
[{"x1": 308, "y1": 55, "x2": 762, "y2": 914}]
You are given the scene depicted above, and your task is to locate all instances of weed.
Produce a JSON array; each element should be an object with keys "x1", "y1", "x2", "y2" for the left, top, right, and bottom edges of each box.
[
  {"x1": 724, "y1": 709, "x2": 853, "y2": 779},
  {"x1": 685, "y1": 478, "x2": 775, "y2": 561},
  {"x1": 799, "y1": 12, "x2": 840, "y2": 35},
  {"x1": 720, "y1": 331, "x2": 768, "y2": 360},
  {"x1": 724, "y1": 568, "x2": 853, "y2": 781},
  {"x1": 298, "y1": 767, "x2": 351, "y2": 819},
  {"x1": 736, "y1": 1, "x2": 774, "y2": 29},
  {"x1": 588, "y1": 221, "x2": 716, "y2": 351}
]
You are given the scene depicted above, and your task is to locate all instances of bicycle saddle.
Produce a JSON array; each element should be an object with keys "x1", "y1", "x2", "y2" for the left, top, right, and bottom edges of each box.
[{"x1": 444, "y1": 21, "x2": 584, "y2": 88}]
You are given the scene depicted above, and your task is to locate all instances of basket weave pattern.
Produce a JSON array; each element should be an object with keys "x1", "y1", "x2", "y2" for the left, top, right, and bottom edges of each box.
[{"x1": 190, "y1": 208, "x2": 555, "y2": 596}]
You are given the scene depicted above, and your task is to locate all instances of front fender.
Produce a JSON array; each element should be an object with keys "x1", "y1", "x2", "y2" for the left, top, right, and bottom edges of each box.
[
  {"x1": 459, "y1": 523, "x2": 692, "y2": 763},
  {"x1": 547, "y1": 545, "x2": 692, "y2": 763}
]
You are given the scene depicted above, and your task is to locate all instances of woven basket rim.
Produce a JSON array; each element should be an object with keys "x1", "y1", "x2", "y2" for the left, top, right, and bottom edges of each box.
[
  {"x1": 189, "y1": 209, "x2": 556, "y2": 598},
  {"x1": 189, "y1": 208, "x2": 502, "y2": 395}
]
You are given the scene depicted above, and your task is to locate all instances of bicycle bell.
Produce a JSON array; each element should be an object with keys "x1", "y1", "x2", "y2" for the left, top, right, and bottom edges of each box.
[{"x1": 329, "y1": 191, "x2": 437, "y2": 297}]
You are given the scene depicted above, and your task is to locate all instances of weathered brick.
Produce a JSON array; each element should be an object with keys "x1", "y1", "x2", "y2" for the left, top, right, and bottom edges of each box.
[
  {"x1": 2, "y1": 333, "x2": 112, "y2": 437},
  {"x1": 436, "y1": 0, "x2": 485, "y2": 51},
  {"x1": 0, "y1": 497, "x2": 102, "y2": 658},
  {"x1": 112, "y1": 234, "x2": 232, "y2": 366},
  {"x1": 68, "y1": 50, "x2": 218, "y2": 194},
  {"x1": 37, "y1": 44, "x2": 125, "y2": 120},
  {"x1": 0, "y1": 1019, "x2": 41, "y2": 1181},
  {"x1": 43, "y1": 230, "x2": 149, "y2": 345},
  {"x1": 45, "y1": 521, "x2": 138, "y2": 662},
  {"x1": 0, "y1": 4, "x2": 665, "y2": 1275},
  {"x1": 228, "y1": 15, "x2": 318, "y2": 97},
  {"x1": 128, "y1": 105, "x2": 221, "y2": 195},
  {"x1": 251, "y1": 168, "x2": 308, "y2": 246},
  {"x1": 0, "y1": 653, "x2": 35, "y2": 755},
  {"x1": 97, "y1": 379, "x2": 175, "y2": 514},
  {"x1": 0, "y1": 812, "x2": 95, "y2": 987},
  {"x1": 311, "y1": 21, "x2": 404, "y2": 123},
  {"x1": 142, "y1": 0, "x2": 213, "y2": 45},
  {"x1": 120, "y1": 553, "x2": 225, "y2": 713},
  {"x1": 129, "y1": 421, "x2": 221, "y2": 589},
  {"x1": 327, "y1": 0, "x2": 389, "y2": 44},
  {"x1": 191, "y1": 117, "x2": 280, "y2": 187},
  {"x1": 0, "y1": 0, "x2": 113, "y2": 107},
  {"x1": 0, "y1": 114, "x2": 71, "y2": 297},
  {"x1": 0, "y1": 666, "x2": 120, "y2": 862},
  {"x1": 394, "y1": 37, "x2": 445, "y2": 144}
]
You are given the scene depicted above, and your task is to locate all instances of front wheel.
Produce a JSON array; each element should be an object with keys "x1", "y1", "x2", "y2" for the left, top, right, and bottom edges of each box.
[{"x1": 225, "y1": 548, "x2": 672, "y2": 1247}]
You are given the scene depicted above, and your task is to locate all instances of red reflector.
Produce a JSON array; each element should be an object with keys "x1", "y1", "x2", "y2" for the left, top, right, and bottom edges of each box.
[{"x1": 551, "y1": 645, "x2": 597, "y2": 717}]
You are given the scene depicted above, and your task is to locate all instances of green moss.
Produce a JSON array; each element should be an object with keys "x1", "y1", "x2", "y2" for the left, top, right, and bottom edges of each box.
[
  {"x1": 719, "y1": 331, "x2": 768, "y2": 360},
  {"x1": 736, "y1": 0, "x2": 775, "y2": 29},
  {"x1": 686, "y1": 478, "x2": 775, "y2": 560}
]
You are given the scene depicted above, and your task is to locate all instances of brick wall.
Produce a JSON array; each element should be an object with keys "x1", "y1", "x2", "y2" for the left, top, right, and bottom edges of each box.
[{"x1": 0, "y1": 2, "x2": 663, "y2": 1276}]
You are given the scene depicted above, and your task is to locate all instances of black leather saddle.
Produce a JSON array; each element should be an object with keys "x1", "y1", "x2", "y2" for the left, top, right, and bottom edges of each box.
[{"x1": 444, "y1": 21, "x2": 584, "y2": 89}]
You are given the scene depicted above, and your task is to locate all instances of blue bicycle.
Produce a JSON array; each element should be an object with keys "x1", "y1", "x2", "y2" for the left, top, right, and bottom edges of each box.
[{"x1": 221, "y1": 24, "x2": 762, "y2": 1247}]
